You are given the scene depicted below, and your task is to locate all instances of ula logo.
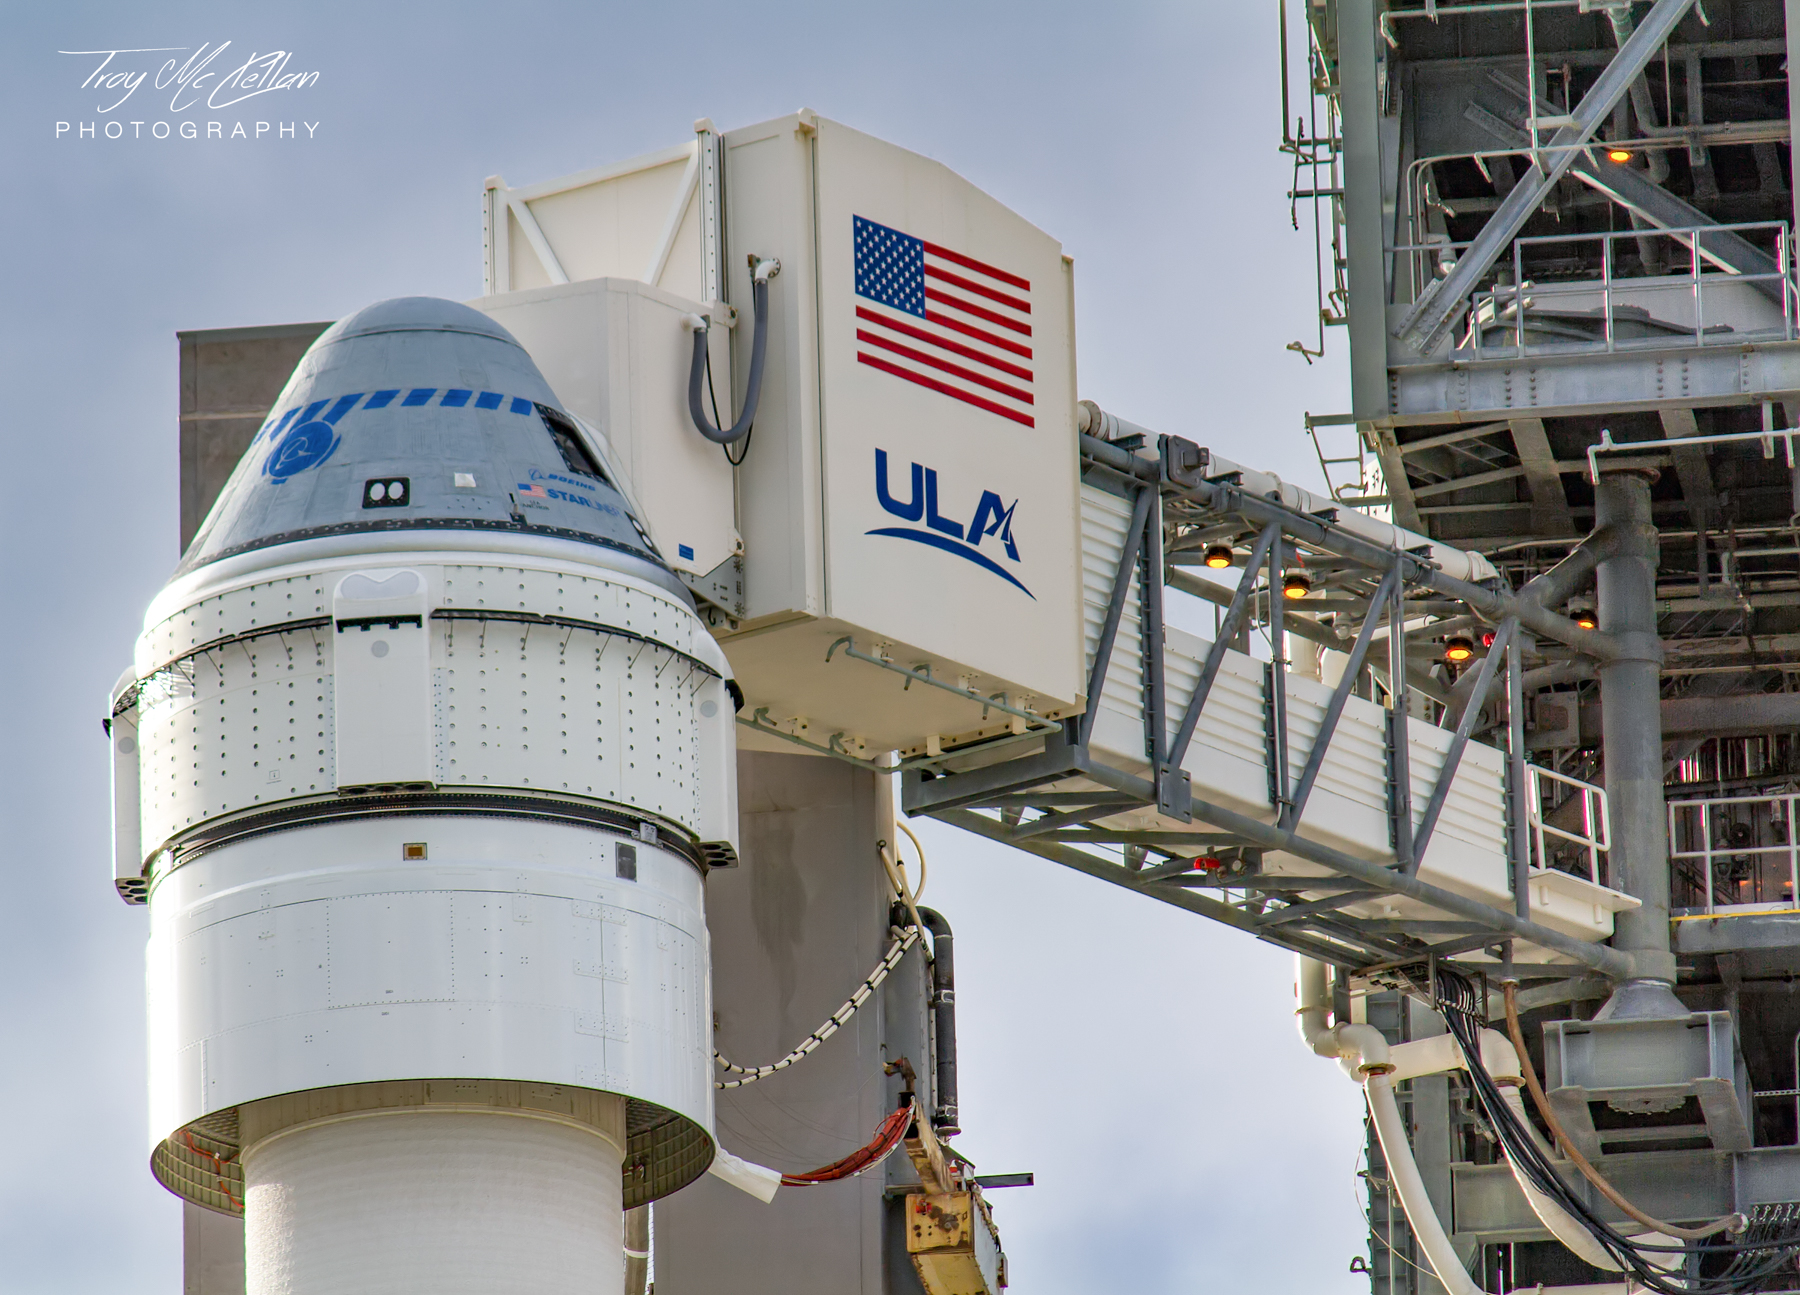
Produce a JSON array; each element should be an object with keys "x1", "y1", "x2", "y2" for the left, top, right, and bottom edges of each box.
[{"x1": 869, "y1": 448, "x2": 1031, "y2": 598}]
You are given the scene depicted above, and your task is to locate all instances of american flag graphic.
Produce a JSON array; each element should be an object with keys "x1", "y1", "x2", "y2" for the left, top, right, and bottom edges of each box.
[{"x1": 852, "y1": 215, "x2": 1034, "y2": 428}]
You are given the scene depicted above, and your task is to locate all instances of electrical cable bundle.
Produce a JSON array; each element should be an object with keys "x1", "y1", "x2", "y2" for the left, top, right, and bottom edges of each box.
[
  {"x1": 1429, "y1": 966, "x2": 1800, "y2": 1294},
  {"x1": 776, "y1": 1104, "x2": 916, "y2": 1187},
  {"x1": 713, "y1": 829, "x2": 932, "y2": 1089},
  {"x1": 712, "y1": 925, "x2": 921, "y2": 1088}
]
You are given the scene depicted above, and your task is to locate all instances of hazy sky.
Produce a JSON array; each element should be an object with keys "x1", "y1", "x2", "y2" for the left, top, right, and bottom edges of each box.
[{"x1": 0, "y1": 3, "x2": 1370, "y2": 1291}]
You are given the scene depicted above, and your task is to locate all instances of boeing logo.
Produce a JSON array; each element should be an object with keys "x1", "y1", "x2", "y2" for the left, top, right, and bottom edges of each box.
[{"x1": 869, "y1": 448, "x2": 1032, "y2": 598}]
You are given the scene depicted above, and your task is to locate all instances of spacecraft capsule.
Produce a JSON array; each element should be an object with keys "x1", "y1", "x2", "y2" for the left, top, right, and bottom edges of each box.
[{"x1": 109, "y1": 298, "x2": 737, "y2": 1294}]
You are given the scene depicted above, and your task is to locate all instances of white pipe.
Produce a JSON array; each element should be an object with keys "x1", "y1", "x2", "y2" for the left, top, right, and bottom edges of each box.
[
  {"x1": 1294, "y1": 956, "x2": 1392, "y2": 1076},
  {"x1": 1207, "y1": 450, "x2": 1502, "y2": 585},
  {"x1": 1075, "y1": 405, "x2": 1501, "y2": 584},
  {"x1": 1497, "y1": 1090, "x2": 1625, "y2": 1272},
  {"x1": 1294, "y1": 959, "x2": 1635, "y2": 1279},
  {"x1": 1367, "y1": 1073, "x2": 1484, "y2": 1295}
]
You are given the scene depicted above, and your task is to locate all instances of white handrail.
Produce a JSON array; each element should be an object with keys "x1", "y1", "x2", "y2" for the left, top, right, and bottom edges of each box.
[{"x1": 1527, "y1": 765, "x2": 1610, "y2": 886}]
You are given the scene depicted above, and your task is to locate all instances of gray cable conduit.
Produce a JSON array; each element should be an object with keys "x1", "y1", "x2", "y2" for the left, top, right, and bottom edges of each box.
[{"x1": 684, "y1": 257, "x2": 780, "y2": 444}]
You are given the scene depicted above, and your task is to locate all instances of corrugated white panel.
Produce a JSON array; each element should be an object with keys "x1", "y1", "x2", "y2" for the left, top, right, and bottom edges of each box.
[
  {"x1": 1166, "y1": 624, "x2": 1272, "y2": 813},
  {"x1": 1080, "y1": 484, "x2": 1145, "y2": 731}
]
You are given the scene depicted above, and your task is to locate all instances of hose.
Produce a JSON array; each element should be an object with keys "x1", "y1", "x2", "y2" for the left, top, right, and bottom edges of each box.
[
  {"x1": 685, "y1": 258, "x2": 779, "y2": 444},
  {"x1": 778, "y1": 1104, "x2": 915, "y2": 1186},
  {"x1": 1365, "y1": 1073, "x2": 1483, "y2": 1295},
  {"x1": 895, "y1": 818, "x2": 929, "y2": 903},
  {"x1": 1502, "y1": 981, "x2": 1744, "y2": 1242},
  {"x1": 1427, "y1": 967, "x2": 1796, "y2": 1295},
  {"x1": 916, "y1": 906, "x2": 959, "y2": 1136}
]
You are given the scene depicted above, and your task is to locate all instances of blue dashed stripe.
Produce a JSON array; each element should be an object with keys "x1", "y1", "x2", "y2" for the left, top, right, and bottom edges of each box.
[{"x1": 257, "y1": 389, "x2": 538, "y2": 442}]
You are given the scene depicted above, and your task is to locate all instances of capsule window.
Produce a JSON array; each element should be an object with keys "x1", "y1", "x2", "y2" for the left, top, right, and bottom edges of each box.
[
  {"x1": 615, "y1": 842, "x2": 637, "y2": 882},
  {"x1": 536, "y1": 406, "x2": 608, "y2": 483}
]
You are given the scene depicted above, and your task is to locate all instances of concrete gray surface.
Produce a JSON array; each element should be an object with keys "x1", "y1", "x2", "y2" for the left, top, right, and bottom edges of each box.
[{"x1": 178, "y1": 322, "x2": 330, "y2": 550}]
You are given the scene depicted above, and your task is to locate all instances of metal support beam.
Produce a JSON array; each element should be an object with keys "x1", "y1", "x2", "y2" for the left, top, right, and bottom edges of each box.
[
  {"x1": 1659, "y1": 407, "x2": 1721, "y2": 527},
  {"x1": 1472, "y1": 72, "x2": 1781, "y2": 288},
  {"x1": 1509, "y1": 418, "x2": 1579, "y2": 538},
  {"x1": 1396, "y1": 0, "x2": 1699, "y2": 354},
  {"x1": 1789, "y1": 0, "x2": 1800, "y2": 244},
  {"x1": 1168, "y1": 524, "x2": 1280, "y2": 770},
  {"x1": 1507, "y1": 627, "x2": 1531, "y2": 922},
  {"x1": 934, "y1": 808, "x2": 1387, "y2": 967},
  {"x1": 1411, "y1": 619, "x2": 1517, "y2": 870},
  {"x1": 1594, "y1": 471, "x2": 1676, "y2": 987},
  {"x1": 1337, "y1": 0, "x2": 1394, "y2": 422},
  {"x1": 1117, "y1": 435, "x2": 1630, "y2": 662},
  {"x1": 1258, "y1": 891, "x2": 1374, "y2": 928},
  {"x1": 1142, "y1": 490, "x2": 1167, "y2": 773},
  {"x1": 1572, "y1": 154, "x2": 1783, "y2": 295},
  {"x1": 1175, "y1": 791, "x2": 1634, "y2": 976},
  {"x1": 1167, "y1": 565, "x2": 1457, "y2": 706},
  {"x1": 1266, "y1": 536, "x2": 1290, "y2": 817},
  {"x1": 1386, "y1": 561, "x2": 1415, "y2": 868},
  {"x1": 1284, "y1": 564, "x2": 1401, "y2": 829}
]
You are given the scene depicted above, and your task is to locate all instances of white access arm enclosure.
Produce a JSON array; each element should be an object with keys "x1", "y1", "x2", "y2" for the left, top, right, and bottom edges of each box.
[{"x1": 481, "y1": 112, "x2": 1084, "y2": 759}]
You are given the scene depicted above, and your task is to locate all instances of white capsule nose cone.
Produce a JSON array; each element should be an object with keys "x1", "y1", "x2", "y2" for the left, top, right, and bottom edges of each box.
[{"x1": 175, "y1": 296, "x2": 670, "y2": 585}]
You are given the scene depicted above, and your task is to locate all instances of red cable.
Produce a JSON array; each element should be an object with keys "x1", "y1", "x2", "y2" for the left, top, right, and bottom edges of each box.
[{"x1": 779, "y1": 1105, "x2": 915, "y2": 1187}]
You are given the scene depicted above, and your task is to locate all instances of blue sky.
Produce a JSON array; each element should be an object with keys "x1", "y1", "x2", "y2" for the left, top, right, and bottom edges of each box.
[{"x1": 0, "y1": 3, "x2": 1367, "y2": 1290}]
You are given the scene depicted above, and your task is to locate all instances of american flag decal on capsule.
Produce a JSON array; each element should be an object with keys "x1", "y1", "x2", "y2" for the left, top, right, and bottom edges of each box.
[{"x1": 851, "y1": 215, "x2": 1034, "y2": 429}]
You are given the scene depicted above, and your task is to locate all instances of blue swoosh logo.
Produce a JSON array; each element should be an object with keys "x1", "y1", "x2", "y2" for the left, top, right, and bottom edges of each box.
[{"x1": 866, "y1": 527, "x2": 1034, "y2": 599}]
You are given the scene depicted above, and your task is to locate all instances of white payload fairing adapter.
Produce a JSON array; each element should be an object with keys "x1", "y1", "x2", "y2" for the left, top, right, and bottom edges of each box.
[{"x1": 107, "y1": 297, "x2": 740, "y2": 1292}]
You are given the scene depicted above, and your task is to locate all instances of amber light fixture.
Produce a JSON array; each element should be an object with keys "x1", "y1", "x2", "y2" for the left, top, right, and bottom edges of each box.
[
  {"x1": 1443, "y1": 635, "x2": 1476, "y2": 663},
  {"x1": 1282, "y1": 570, "x2": 1313, "y2": 599},
  {"x1": 1606, "y1": 147, "x2": 1633, "y2": 164},
  {"x1": 1204, "y1": 544, "x2": 1234, "y2": 569}
]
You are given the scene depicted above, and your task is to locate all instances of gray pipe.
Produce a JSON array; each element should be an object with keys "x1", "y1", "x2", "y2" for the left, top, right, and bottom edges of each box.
[
  {"x1": 1604, "y1": 4, "x2": 1673, "y2": 185},
  {"x1": 916, "y1": 906, "x2": 960, "y2": 1137},
  {"x1": 686, "y1": 259, "x2": 779, "y2": 445},
  {"x1": 623, "y1": 1205, "x2": 649, "y2": 1295},
  {"x1": 1593, "y1": 472, "x2": 1678, "y2": 990},
  {"x1": 1448, "y1": 657, "x2": 1595, "y2": 728}
]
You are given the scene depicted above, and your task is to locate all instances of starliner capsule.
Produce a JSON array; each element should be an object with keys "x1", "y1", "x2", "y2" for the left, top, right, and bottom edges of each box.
[{"x1": 106, "y1": 298, "x2": 739, "y2": 1294}]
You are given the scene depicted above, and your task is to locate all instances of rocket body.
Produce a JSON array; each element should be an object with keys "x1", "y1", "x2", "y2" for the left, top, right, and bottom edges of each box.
[{"x1": 111, "y1": 299, "x2": 736, "y2": 1292}]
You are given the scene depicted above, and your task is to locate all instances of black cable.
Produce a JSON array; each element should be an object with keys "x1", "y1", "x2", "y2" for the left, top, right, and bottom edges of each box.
[
  {"x1": 687, "y1": 266, "x2": 774, "y2": 446},
  {"x1": 707, "y1": 341, "x2": 753, "y2": 466},
  {"x1": 1423, "y1": 966, "x2": 1800, "y2": 1294}
]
